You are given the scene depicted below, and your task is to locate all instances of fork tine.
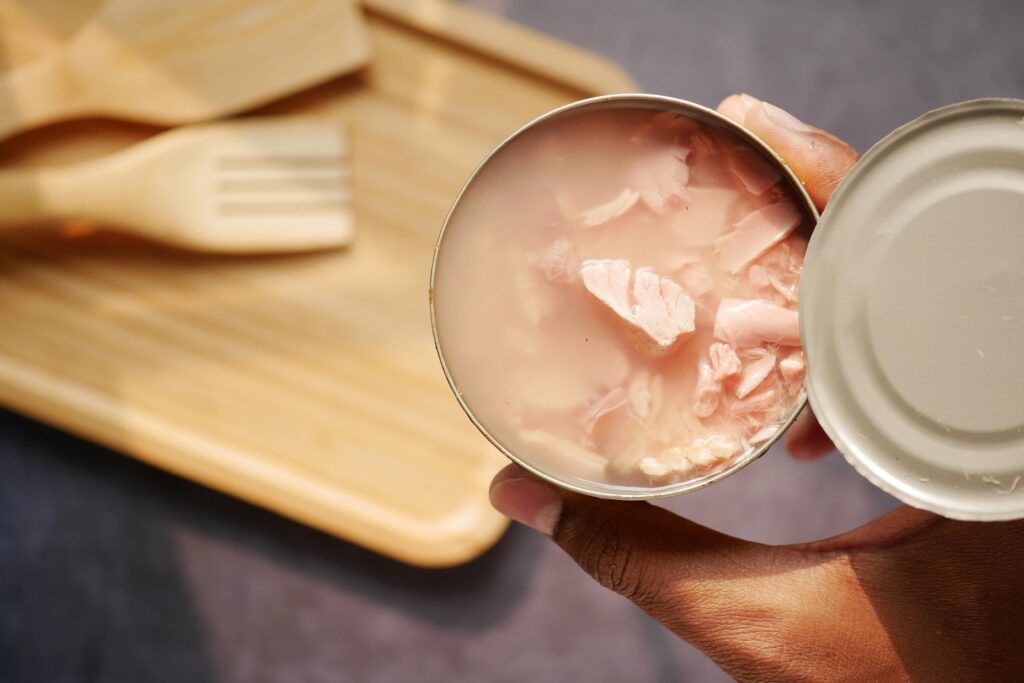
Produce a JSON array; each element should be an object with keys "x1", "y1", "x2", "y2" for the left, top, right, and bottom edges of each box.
[
  {"x1": 218, "y1": 198, "x2": 351, "y2": 217},
  {"x1": 216, "y1": 148, "x2": 350, "y2": 210},
  {"x1": 217, "y1": 177, "x2": 347, "y2": 193},
  {"x1": 217, "y1": 155, "x2": 346, "y2": 171},
  {"x1": 174, "y1": 120, "x2": 355, "y2": 252}
]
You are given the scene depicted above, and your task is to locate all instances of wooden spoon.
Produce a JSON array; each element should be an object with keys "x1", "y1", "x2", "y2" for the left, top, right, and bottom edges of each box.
[{"x1": 0, "y1": 0, "x2": 371, "y2": 141}]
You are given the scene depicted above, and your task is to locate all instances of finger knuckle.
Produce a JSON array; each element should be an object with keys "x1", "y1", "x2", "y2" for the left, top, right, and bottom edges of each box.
[
  {"x1": 581, "y1": 520, "x2": 634, "y2": 592},
  {"x1": 569, "y1": 515, "x2": 661, "y2": 607}
]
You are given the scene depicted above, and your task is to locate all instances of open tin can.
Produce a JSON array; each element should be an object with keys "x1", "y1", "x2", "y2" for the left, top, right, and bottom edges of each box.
[{"x1": 430, "y1": 94, "x2": 1024, "y2": 517}]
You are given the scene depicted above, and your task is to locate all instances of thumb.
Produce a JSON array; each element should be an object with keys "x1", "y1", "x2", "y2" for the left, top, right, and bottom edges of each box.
[
  {"x1": 717, "y1": 95, "x2": 860, "y2": 211},
  {"x1": 490, "y1": 465, "x2": 823, "y2": 644},
  {"x1": 741, "y1": 101, "x2": 860, "y2": 210}
]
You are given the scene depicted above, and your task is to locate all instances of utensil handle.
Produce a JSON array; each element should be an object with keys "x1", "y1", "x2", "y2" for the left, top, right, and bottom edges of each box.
[
  {"x1": 0, "y1": 54, "x2": 80, "y2": 142},
  {"x1": 0, "y1": 171, "x2": 53, "y2": 226}
]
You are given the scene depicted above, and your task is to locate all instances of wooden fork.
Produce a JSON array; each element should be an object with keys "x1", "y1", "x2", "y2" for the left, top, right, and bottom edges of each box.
[{"x1": 0, "y1": 117, "x2": 353, "y2": 253}]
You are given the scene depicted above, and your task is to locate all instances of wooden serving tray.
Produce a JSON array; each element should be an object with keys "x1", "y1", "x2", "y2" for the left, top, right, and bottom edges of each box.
[{"x1": 0, "y1": 0, "x2": 636, "y2": 566}]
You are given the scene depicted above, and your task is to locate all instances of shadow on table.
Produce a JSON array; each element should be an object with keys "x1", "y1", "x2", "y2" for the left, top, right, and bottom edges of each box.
[{"x1": 0, "y1": 408, "x2": 543, "y2": 683}]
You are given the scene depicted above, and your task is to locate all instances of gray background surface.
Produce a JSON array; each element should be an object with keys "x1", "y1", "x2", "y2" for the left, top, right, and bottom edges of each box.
[{"x1": 2, "y1": 1, "x2": 1022, "y2": 681}]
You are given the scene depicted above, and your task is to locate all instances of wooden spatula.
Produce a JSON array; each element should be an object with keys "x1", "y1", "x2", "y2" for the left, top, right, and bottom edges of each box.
[
  {"x1": 0, "y1": 0, "x2": 371, "y2": 141},
  {"x1": 0, "y1": 118, "x2": 353, "y2": 253}
]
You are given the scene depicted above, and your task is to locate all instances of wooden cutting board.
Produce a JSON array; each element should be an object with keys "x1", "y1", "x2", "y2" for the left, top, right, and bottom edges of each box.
[{"x1": 0, "y1": 0, "x2": 636, "y2": 566}]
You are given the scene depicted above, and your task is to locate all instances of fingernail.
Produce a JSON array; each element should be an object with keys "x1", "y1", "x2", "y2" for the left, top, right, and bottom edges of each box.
[
  {"x1": 737, "y1": 93, "x2": 760, "y2": 110},
  {"x1": 490, "y1": 470, "x2": 562, "y2": 537},
  {"x1": 761, "y1": 102, "x2": 812, "y2": 132},
  {"x1": 718, "y1": 93, "x2": 760, "y2": 124}
]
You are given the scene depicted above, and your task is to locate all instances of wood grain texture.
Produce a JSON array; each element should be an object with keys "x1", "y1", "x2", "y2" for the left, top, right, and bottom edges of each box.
[
  {"x1": 0, "y1": 0, "x2": 637, "y2": 566},
  {"x1": 0, "y1": 0, "x2": 373, "y2": 139},
  {"x1": 0, "y1": 0, "x2": 101, "y2": 69}
]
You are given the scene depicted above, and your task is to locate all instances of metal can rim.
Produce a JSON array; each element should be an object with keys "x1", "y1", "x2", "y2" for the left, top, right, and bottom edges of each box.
[
  {"x1": 801, "y1": 97, "x2": 1024, "y2": 520},
  {"x1": 430, "y1": 93, "x2": 819, "y2": 500}
]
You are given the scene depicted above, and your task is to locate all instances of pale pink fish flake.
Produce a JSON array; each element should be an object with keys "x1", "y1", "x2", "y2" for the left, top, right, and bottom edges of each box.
[
  {"x1": 534, "y1": 238, "x2": 575, "y2": 283},
  {"x1": 690, "y1": 130, "x2": 716, "y2": 156},
  {"x1": 734, "y1": 349, "x2": 777, "y2": 399},
  {"x1": 714, "y1": 298, "x2": 800, "y2": 348},
  {"x1": 749, "y1": 423, "x2": 780, "y2": 445},
  {"x1": 518, "y1": 428, "x2": 607, "y2": 480},
  {"x1": 715, "y1": 201, "x2": 803, "y2": 274},
  {"x1": 680, "y1": 262, "x2": 715, "y2": 298},
  {"x1": 656, "y1": 446, "x2": 696, "y2": 477},
  {"x1": 748, "y1": 264, "x2": 771, "y2": 289},
  {"x1": 684, "y1": 435, "x2": 742, "y2": 473},
  {"x1": 693, "y1": 362, "x2": 721, "y2": 418},
  {"x1": 627, "y1": 370, "x2": 663, "y2": 423},
  {"x1": 576, "y1": 188, "x2": 640, "y2": 227},
  {"x1": 787, "y1": 239, "x2": 807, "y2": 272},
  {"x1": 581, "y1": 259, "x2": 696, "y2": 353},
  {"x1": 630, "y1": 144, "x2": 691, "y2": 214},
  {"x1": 651, "y1": 110, "x2": 698, "y2": 133},
  {"x1": 779, "y1": 350, "x2": 806, "y2": 395},
  {"x1": 639, "y1": 457, "x2": 672, "y2": 479},
  {"x1": 667, "y1": 186, "x2": 742, "y2": 246},
  {"x1": 730, "y1": 387, "x2": 779, "y2": 418},
  {"x1": 646, "y1": 442, "x2": 716, "y2": 480},
  {"x1": 709, "y1": 342, "x2": 742, "y2": 380},
  {"x1": 581, "y1": 386, "x2": 627, "y2": 433},
  {"x1": 729, "y1": 147, "x2": 782, "y2": 196},
  {"x1": 768, "y1": 272, "x2": 796, "y2": 302}
]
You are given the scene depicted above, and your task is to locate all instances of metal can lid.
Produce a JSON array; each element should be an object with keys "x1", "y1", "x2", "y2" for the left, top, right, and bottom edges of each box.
[{"x1": 801, "y1": 98, "x2": 1024, "y2": 520}]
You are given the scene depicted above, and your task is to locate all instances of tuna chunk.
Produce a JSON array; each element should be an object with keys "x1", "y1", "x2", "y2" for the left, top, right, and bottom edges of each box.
[
  {"x1": 680, "y1": 262, "x2": 715, "y2": 298},
  {"x1": 729, "y1": 147, "x2": 781, "y2": 196},
  {"x1": 581, "y1": 387, "x2": 627, "y2": 433},
  {"x1": 627, "y1": 370, "x2": 663, "y2": 423},
  {"x1": 582, "y1": 259, "x2": 632, "y2": 318},
  {"x1": 748, "y1": 264, "x2": 771, "y2": 289},
  {"x1": 631, "y1": 145, "x2": 691, "y2": 214},
  {"x1": 690, "y1": 130, "x2": 716, "y2": 156},
  {"x1": 667, "y1": 186, "x2": 742, "y2": 246},
  {"x1": 684, "y1": 435, "x2": 742, "y2": 473},
  {"x1": 514, "y1": 267, "x2": 555, "y2": 326},
  {"x1": 788, "y1": 239, "x2": 807, "y2": 272},
  {"x1": 631, "y1": 270, "x2": 695, "y2": 347},
  {"x1": 581, "y1": 259, "x2": 696, "y2": 353},
  {"x1": 639, "y1": 457, "x2": 672, "y2": 479},
  {"x1": 657, "y1": 446, "x2": 696, "y2": 477},
  {"x1": 709, "y1": 342, "x2": 742, "y2": 380},
  {"x1": 768, "y1": 272, "x2": 796, "y2": 302},
  {"x1": 730, "y1": 387, "x2": 779, "y2": 418},
  {"x1": 651, "y1": 110, "x2": 698, "y2": 133},
  {"x1": 577, "y1": 188, "x2": 640, "y2": 227},
  {"x1": 518, "y1": 429, "x2": 607, "y2": 480},
  {"x1": 714, "y1": 298, "x2": 801, "y2": 348},
  {"x1": 749, "y1": 424, "x2": 780, "y2": 444},
  {"x1": 693, "y1": 362, "x2": 721, "y2": 417},
  {"x1": 734, "y1": 350, "x2": 777, "y2": 399},
  {"x1": 640, "y1": 435, "x2": 741, "y2": 480},
  {"x1": 780, "y1": 350, "x2": 807, "y2": 395},
  {"x1": 534, "y1": 238, "x2": 575, "y2": 283},
  {"x1": 715, "y1": 202, "x2": 803, "y2": 273}
]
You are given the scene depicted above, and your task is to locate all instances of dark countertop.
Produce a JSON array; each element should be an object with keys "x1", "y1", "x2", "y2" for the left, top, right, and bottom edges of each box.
[{"x1": 2, "y1": 1, "x2": 1022, "y2": 681}]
